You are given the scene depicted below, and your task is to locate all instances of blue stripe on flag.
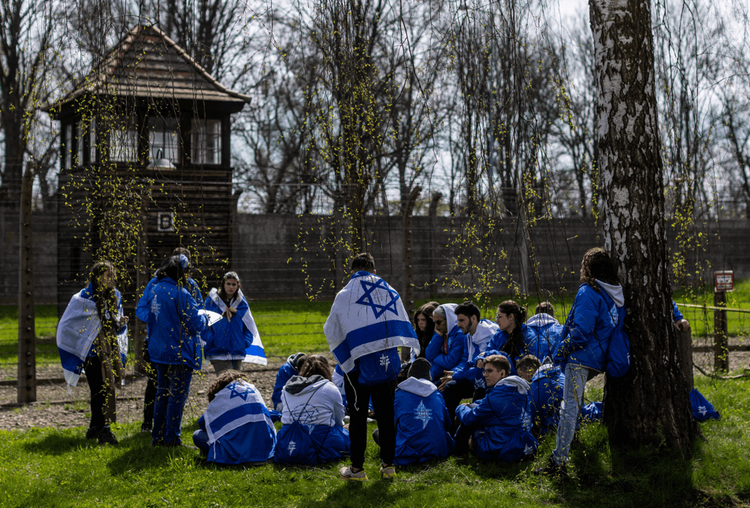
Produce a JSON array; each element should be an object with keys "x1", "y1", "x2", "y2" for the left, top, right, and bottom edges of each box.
[
  {"x1": 209, "y1": 402, "x2": 267, "y2": 434},
  {"x1": 59, "y1": 348, "x2": 84, "y2": 374},
  {"x1": 332, "y1": 320, "x2": 416, "y2": 364}
]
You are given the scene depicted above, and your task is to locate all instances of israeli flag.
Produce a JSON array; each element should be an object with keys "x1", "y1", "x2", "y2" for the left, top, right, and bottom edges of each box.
[
  {"x1": 324, "y1": 271, "x2": 419, "y2": 373},
  {"x1": 56, "y1": 288, "x2": 128, "y2": 387},
  {"x1": 207, "y1": 288, "x2": 266, "y2": 365},
  {"x1": 204, "y1": 380, "x2": 275, "y2": 444}
]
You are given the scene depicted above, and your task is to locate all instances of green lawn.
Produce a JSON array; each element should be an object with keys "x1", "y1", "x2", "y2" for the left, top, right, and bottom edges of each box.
[{"x1": 0, "y1": 375, "x2": 746, "y2": 507}]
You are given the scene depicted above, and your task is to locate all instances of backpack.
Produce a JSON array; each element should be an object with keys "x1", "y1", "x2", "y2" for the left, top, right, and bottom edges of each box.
[
  {"x1": 605, "y1": 304, "x2": 630, "y2": 378},
  {"x1": 357, "y1": 347, "x2": 401, "y2": 386}
]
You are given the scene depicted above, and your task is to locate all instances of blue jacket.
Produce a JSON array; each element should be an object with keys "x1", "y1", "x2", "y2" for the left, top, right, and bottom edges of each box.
[
  {"x1": 553, "y1": 281, "x2": 624, "y2": 371},
  {"x1": 529, "y1": 365, "x2": 565, "y2": 435},
  {"x1": 673, "y1": 301, "x2": 684, "y2": 322},
  {"x1": 203, "y1": 294, "x2": 254, "y2": 359},
  {"x1": 455, "y1": 376, "x2": 537, "y2": 461},
  {"x1": 524, "y1": 314, "x2": 564, "y2": 362},
  {"x1": 199, "y1": 380, "x2": 276, "y2": 464},
  {"x1": 136, "y1": 274, "x2": 202, "y2": 324},
  {"x1": 272, "y1": 353, "x2": 306, "y2": 412},
  {"x1": 453, "y1": 320, "x2": 500, "y2": 388},
  {"x1": 394, "y1": 377, "x2": 455, "y2": 466},
  {"x1": 425, "y1": 327, "x2": 468, "y2": 382},
  {"x1": 146, "y1": 277, "x2": 208, "y2": 369}
]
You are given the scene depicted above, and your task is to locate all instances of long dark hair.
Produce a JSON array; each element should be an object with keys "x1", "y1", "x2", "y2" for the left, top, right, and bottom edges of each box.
[
  {"x1": 497, "y1": 300, "x2": 526, "y2": 360},
  {"x1": 89, "y1": 261, "x2": 119, "y2": 334},
  {"x1": 299, "y1": 354, "x2": 332, "y2": 381},
  {"x1": 414, "y1": 301, "x2": 439, "y2": 357},
  {"x1": 157, "y1": 255, "x2": 189, "y2": 285},
  {"x1": 218, "y1": 271, "x2": 241, "y2": 304}
]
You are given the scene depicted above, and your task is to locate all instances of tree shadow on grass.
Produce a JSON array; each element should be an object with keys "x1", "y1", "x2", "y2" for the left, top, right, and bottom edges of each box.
[
  {"x1": 305, "y1": 478, "x2": 398, "y2": 508},
  {"x1": 22, "y1": 434, "x2": 89, "y2": 456}
]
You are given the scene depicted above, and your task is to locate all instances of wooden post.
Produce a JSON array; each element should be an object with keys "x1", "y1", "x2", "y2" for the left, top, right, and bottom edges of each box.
[
  {"x1": 400, "y1": 186, "x2": 421, "y2": 362},
  {"x1": 18, "y1": 164, "x2": 36, "y2": 403},
  {"x1": 678, "y1": 328, "x2": 693, "y2": 391},
  {"x1": 713, "y1": 290, "x2": 728, "y2": 372}
]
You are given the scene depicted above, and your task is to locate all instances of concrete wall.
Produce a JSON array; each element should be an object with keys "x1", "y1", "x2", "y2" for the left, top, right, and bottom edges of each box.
[
  {"x1": 0, "y1": 211, "x2": 58, "y2": 305},
  {"x1": 1, "y1": 211, "x2": 748, "y2": 305}
]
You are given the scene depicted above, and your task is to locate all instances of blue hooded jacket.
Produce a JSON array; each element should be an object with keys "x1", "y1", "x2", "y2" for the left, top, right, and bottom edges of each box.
[
  {"x1": 455, "y1": 375, "x2": 537, "y2": 461},
  {"x1": 146, "y1": 277, "x2": 208, "y2": 369},
  {"x1": 524, "y1": 314, "x2": 564, "y2": 362},
  {"x1": 529, "y1": 364, "x2": 565, "y2": 435},
  {"x1": 553, "y1": 281, "x2": 624, "y2": 371},
  {"x1": 393, "y1": 377, "x2": 455, "y2": 466},
  {"x1": 425, "y1": 327, "x2": 468, "y2": 382}
]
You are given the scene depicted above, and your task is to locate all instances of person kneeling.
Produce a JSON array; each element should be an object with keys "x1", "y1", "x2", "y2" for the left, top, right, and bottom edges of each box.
[
  {"x1": 274, "y1": 355, "x2": 350, "y2": 465},
  {"x1": 193, "y1": 370, "x2": 276, "y2": 465},
  {"x1": 455, "y1": 355, "x2": 537, "y2": 462}
]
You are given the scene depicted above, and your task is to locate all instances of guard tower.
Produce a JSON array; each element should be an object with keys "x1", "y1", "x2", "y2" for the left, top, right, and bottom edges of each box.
[{"x1": 45, "y1": 25, "x2": 250, "y2": 341}]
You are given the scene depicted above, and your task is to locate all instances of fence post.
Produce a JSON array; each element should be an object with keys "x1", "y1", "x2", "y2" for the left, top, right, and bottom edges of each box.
[
  {"x1": 678, "y1": 327, "x2": 693, "y2": 391},
  {"x1": 18, "y1": 164, "x2": 37, "y2": 403},
  {"x1": 713, "y1": 290, "x2": 728, "y2": 372}
]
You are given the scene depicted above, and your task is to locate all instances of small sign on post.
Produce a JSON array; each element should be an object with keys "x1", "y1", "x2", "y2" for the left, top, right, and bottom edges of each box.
[
  {"x1": 713, "y1": 271, "x2": 732, "y2": 372},
  {"x1": 714, "y1": 271, "x2": 734, "y2": 292}
]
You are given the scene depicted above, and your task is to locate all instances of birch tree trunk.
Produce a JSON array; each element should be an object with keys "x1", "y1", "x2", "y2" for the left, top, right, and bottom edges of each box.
[{"x1": 589, "y1": 0, "x2": 698, "y2": 457}]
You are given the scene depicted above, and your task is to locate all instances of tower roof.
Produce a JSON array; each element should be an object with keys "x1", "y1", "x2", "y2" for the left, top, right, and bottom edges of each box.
[{"x1": 44, "y1": 24, "x2": 250, "y2": 113}]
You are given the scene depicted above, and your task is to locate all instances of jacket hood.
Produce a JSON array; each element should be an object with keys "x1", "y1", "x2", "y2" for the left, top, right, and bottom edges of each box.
[
  {"x1": 286, "y1": 352, "x2": 307, "y2": 372},
  {"x1": 531, "y1": 363, "x2": 562, "y2": 382},
  {"x1": 284, "y1": 374, "x2": 326, "y2": 395},
  {"x1": 526, "y1": 313, "x2": 559, "y2": 327},
  {"x1": 438, "y1": 303, "x2": 459, "y2": 335},
  {"x1": 495, "y1": 375, "x2": 530, "y2": 395},
  {"x1": 397, "y1": 376, "x2": 438, "y2": 397},
  {"x1": 596, "y1": 279, "x2": 625, "y2": 307}
]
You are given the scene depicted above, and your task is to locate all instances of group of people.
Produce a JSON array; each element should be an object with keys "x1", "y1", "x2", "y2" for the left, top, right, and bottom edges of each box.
[
  {"x1": 59, "y1": 246, "x2": 695, "y2": 480},
  {"x1": 56, "y1": 248, "x2": 265, "y2": 447}
]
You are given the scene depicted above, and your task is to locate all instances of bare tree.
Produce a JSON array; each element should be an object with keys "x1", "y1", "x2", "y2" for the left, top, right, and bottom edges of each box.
[
  {"x1": 0, "y1": 0, "x2": 57, "y2": 209},
  {"x1": 589, "y1": 0, "x2": 697, "y2": 457}
]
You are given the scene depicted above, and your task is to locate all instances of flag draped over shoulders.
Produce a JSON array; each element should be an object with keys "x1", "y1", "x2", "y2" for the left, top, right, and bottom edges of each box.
[
  {"x1": 207, "y1": 288, "x2": 266, "y2": 365},
  {"x1": 324, "y1": 271, "x2": 419, "y2": 373},
  {"x1": 204, "y1": 380, "x2": 274, "y2": 444},
  {"x1": 56, "y1": 286, "x2": 128, "y2": 387}
]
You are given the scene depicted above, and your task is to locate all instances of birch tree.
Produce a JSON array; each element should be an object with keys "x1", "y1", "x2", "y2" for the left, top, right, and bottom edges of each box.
[{"x1": 589, "y1": 0, "x2": 698, "y2": 456}]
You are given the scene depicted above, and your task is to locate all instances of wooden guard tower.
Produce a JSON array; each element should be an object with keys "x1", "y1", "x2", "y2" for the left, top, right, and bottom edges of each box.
[{"x1": 45, "y1": 25, "x2": 250, "y2": 359}]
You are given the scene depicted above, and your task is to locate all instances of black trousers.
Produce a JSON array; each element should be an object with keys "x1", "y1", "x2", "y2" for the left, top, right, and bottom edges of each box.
[
  {"x1": 84, "y1": 355, "x2": 106, "y2": 429},
  {"x1": 344, "y1": 373, "x2": 396, "y2": 469}
]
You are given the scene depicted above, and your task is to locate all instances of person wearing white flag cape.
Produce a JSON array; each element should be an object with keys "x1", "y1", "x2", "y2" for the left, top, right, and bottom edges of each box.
[
  {"x1": 203, "y1": 271, "x2": 266, "y2": 374},
  {"x1": 324, "y1": 253, "x2": 419, "y2": 481},
  {"x1": 56, "y1": 261, "x2": 128, "y2": 445}
]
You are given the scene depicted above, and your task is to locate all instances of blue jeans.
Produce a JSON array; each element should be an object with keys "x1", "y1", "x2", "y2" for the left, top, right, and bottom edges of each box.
[
  {"x1": 152, "y1": 363, "x2": 193, "y2": 445},
  {"x1": 192, "y1": 429, "x2": 209, "y2": 456},
  {"x1": 552, "y1": 363, "x2": 589, "y2": 465}
]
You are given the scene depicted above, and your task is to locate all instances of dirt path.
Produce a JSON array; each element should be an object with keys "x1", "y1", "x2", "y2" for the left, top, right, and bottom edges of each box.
[{"x1": 0, "y1": 348, "x2": 746, "y2": 433}]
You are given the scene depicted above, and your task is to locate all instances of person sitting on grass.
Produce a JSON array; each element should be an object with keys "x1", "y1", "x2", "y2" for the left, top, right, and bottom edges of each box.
[
  {"x1": 270, "y1": 352, "x2": 308, "y2": 421},
  {"x1": 274, "y1": 355, "x2": 350, "y2": 465},
  {"x1": 455, "y1": 354, "x2": 537, "y2": 462},
  {"x1": 372, "y1": 358, "x2": 455, "y2": 466},
  {"x1": 192, "y1": 369, "x2": 276, "y2": 464},
  {"x1": 525, "y1": 302, "x2": 565, "y2": 363},
  {"x1": 425, "y1": 303, "x2": 468, "y2": 386}
]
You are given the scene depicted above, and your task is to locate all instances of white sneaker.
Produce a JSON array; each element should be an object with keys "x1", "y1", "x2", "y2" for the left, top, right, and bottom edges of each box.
[{"x1": 339, "y1": 466, "x2": 368, "y2": 481}]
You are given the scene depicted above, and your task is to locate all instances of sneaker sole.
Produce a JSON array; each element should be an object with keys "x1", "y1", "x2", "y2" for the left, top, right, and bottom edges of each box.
[{"x1": 339, "y1": 474, "x2": 368, "y2": 482}]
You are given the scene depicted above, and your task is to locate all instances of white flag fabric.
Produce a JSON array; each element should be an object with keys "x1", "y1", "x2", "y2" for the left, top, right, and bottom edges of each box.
[
  {"x1": 324, "y1": 271, "x2": 419, "y2": 373},
  {"x1": 56, "y1": 287, "x2": 128, "y2": 387},
  {"x1": 204, "y1": 380, "x2": 275, "y2": 444}
]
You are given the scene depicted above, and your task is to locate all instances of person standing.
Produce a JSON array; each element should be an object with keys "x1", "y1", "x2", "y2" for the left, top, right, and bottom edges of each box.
[
  {"x1": 204, "y1": 271, "x2": 265, "y2": 374},
  {"x1": 324, "y1": 253, "x2": 419, "y2": 481},
  {"x1": 57, "y1": 261, "x2": 128, "y2": 444},
  {"x1": 147, "y1": 255, "x2": 208, "y2": 446},
  {"x1": 535, "y1": 247, "x2": 624, "y2": 477}
]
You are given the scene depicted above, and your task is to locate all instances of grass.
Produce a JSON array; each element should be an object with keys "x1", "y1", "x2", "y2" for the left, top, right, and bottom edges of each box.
[
  {"x1": 2, "y1": 277, "x2": 750, "y2": 367},
  {"x1": 0, "y1": 376, "x2": 747, "y2": 507},
  {"x1": 0, "y1": 295, "x2": 749, "y2": 506}
]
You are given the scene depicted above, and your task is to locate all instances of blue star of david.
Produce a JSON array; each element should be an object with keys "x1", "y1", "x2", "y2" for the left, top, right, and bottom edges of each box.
[
  {"x1": 355, "y1": 279, "x2": 400, "y2": 318},
  {"x1": 413, "y1": 401, "x2": 433, "y2": 430},
  {"x1": 228, "y1": 382, "x2": 253, "y2": 401},
  {"x1": 293, "y1": 405, "x2": 321, "y2": 427}
]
